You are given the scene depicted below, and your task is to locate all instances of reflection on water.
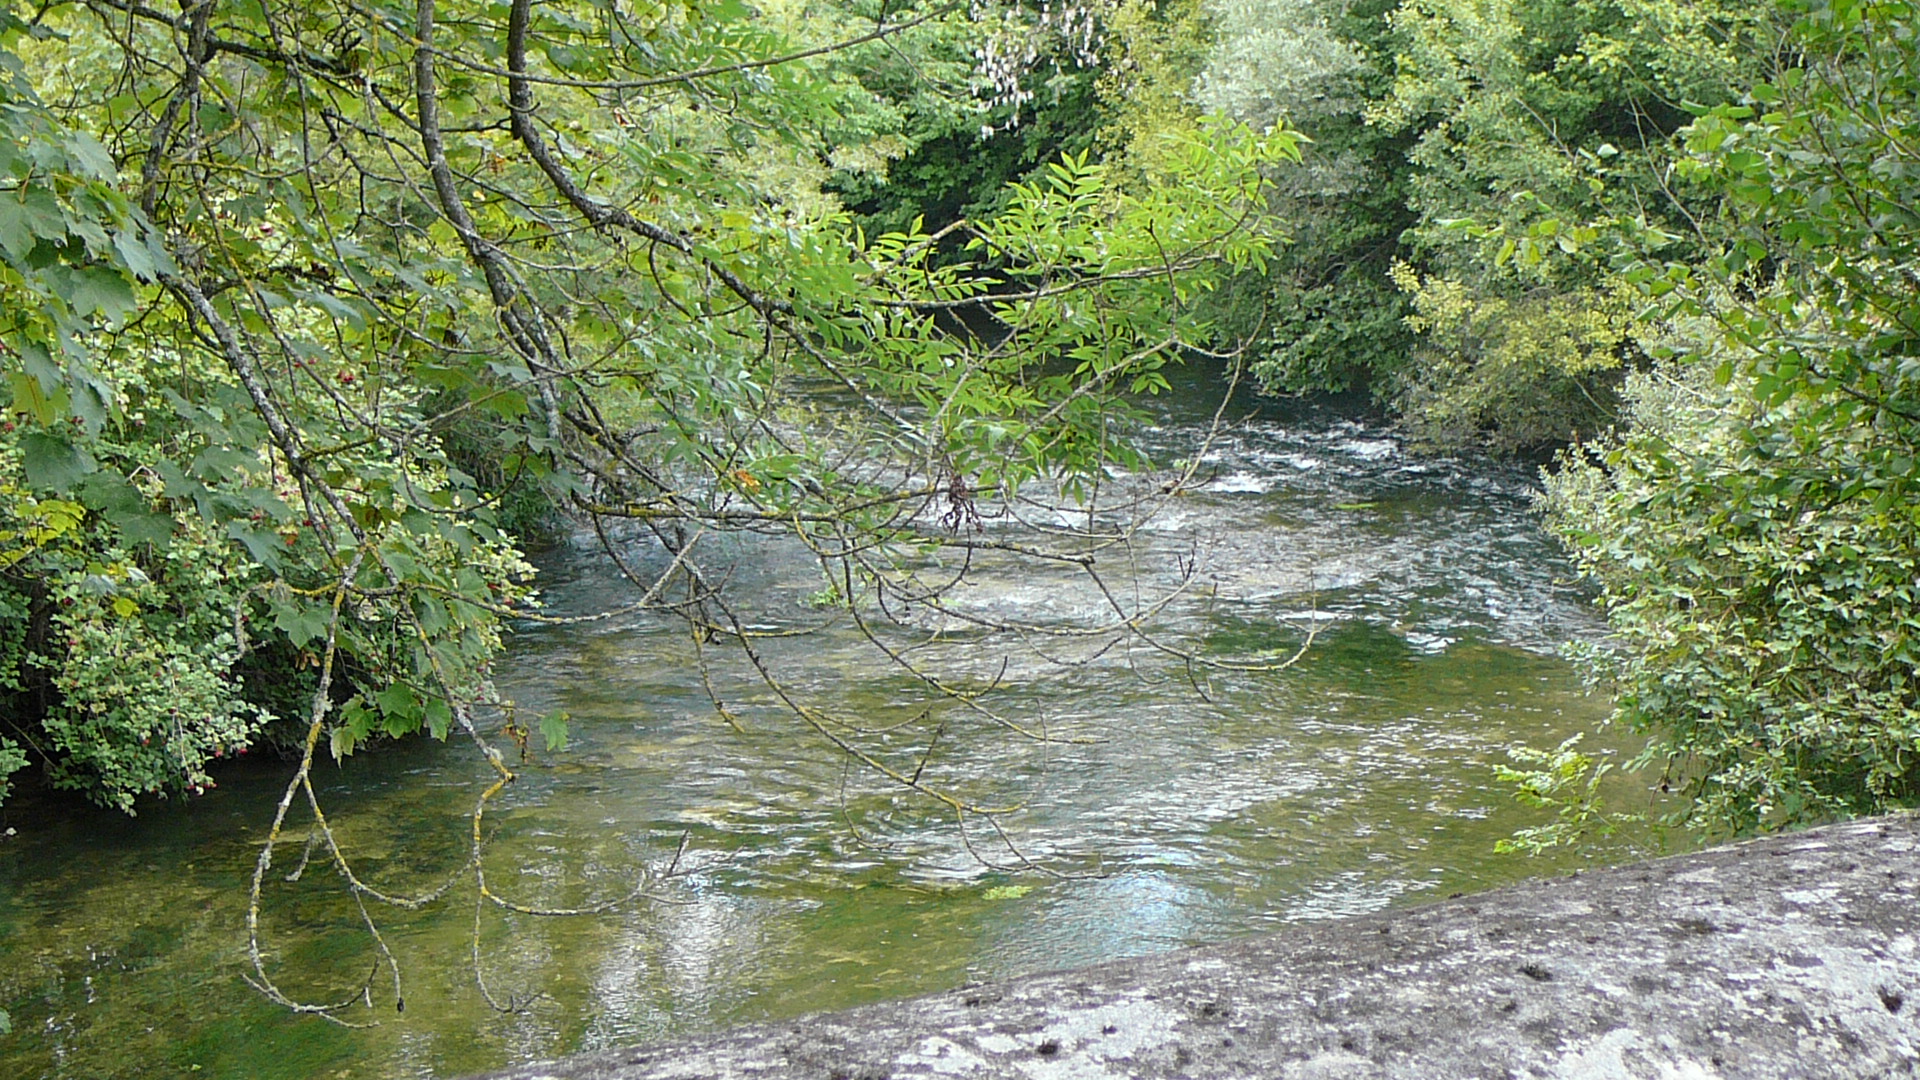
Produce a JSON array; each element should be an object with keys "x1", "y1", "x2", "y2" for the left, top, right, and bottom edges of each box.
[{"x1": 0, "y1": 381, "x2": 1656, "y2": 1079}]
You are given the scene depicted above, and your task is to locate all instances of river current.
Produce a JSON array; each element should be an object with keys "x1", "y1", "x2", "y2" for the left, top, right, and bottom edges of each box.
[{"x1": 0, "y1": 380, "x2": 1653, "y2": 1078}]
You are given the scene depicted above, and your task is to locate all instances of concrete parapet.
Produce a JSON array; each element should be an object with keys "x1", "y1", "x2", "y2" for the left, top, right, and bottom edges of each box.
[{"x1": 472, "y1": 814, "x2": 1920, "y2": 1079}]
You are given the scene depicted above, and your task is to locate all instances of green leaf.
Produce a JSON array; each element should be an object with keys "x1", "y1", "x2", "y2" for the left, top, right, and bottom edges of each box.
[
  {"x1": 19, "y1": 431, "x2": 96, "y2": 490},
  {"x1": 14, "y1": 189, "x2": 66, "y2": 243},
  {"x1": 425, "y1": 698, "x2": 453, "y2": 740},
  {"x1": 273, "y1": 602, "x2": 331, "y2": 648},
  {"x1": 191, "y1": 446, "x2": 259, "y2": 479},
  {"x1": 0, "y1": 199, "x2": 35, "y2": 260},
  {"x1": 376, "y1": 683, "x2": 420, "y2": 725},
  {"x1": 77, "y1": 472, "x2": 171, "y2": 547},
  {"x1": 111, "y1": 227, "x2": 162, "y2": 281},
  {"x1": 7, "y1": 370, "x2": 56, "y2": 426},
  {"x1": 293, "y1": 288, "x2": 366, "y2": 331},
  {"x1": 539, "y1": 709, "x2": 570, "y2": 753},
  {"x1": 225, "y1": 524, "x2": 280, "y2": 567},
  {"x1": 61, "y1": 132, "x2": 116, "y2": 178}
]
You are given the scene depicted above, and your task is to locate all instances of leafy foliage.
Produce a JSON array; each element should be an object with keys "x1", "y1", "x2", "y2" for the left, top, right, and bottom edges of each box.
[
  {"x1": 1545, "y1": 359, "x2": 1920, "y2": 834},
  {"x1": 1365, "y1": 0, "x2": 1771, "y2": 447},
  {"x1": 1193, "y1": 0, "x2": 1361, "y2": 132},
  {"x1": 1215, "y1": 0, "x2": 1769, "y2": 447},
  {"x1": 830, "y1": 1, "x2": 1110, "y2": 238},
  {"x1": 0, "y1": 0, "x2": 1300, "y2": 1018},
  {"x1": 1540, "y1": 0, "x2": 1920, "y2": 836},
  {"x1": 1163, "y1": 0, "x2": 1423, "y2": 400},
  {"x1": 0, "y1": 454, "x2": 264, "y2": 811},
  {"x1": 1492, "y1": 733, "x2": 1643, "y2": 855},
  {"x1": 1176, "y1": 0, "x2": 1920, "y2": 839},
  {"x1": 1389, "y1": 260, "x2": 1637, "y2": 450}
]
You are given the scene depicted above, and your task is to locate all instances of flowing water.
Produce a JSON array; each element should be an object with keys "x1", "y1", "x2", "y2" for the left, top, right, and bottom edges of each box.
[{"x1": 0, "y1": 379, "x2": 1657, "y2": 1079}]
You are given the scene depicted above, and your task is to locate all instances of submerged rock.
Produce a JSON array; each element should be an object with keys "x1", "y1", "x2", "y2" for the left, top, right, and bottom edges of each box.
[{"x1": 472, "y1": 815, "x2": 1920, "y2": 1079}]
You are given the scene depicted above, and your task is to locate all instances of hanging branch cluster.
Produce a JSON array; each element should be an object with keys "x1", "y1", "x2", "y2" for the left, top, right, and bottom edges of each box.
[{"x1": 3, "y1": 0, "x2": 1306, "y2": 1021}]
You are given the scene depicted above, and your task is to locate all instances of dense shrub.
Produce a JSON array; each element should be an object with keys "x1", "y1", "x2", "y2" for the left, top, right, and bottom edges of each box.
[
  {"x1": 1537, "y1": 0, "x2": 1920, "y2": 836},
  {"x1": 1545, "y1": 359, "x2": 1920, "y2": 833},
  {"x1": 0, "y1": 420, "x2": 534, "y2": 812}
]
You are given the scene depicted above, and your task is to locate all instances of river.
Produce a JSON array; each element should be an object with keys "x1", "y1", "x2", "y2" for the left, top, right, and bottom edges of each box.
[{"x1": 0, "y1": 377, "x2": 1655, "y2": 1078}]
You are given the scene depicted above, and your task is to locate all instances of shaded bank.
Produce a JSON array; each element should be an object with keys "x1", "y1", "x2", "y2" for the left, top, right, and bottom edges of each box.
[{"x1": 474, "y1": 814, "x2": 1920, "y2": 1080}]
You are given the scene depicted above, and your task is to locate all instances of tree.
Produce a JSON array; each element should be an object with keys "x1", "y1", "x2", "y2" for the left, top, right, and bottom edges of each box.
[
  {"x1": 829, "y1": 0, "x2": 1110, "y2": 239},
  {"x1": 1222, "y1": 0, "x2": 1772, "y2": 451},
  {"x1": 0, "y1": 0, "x2": 1298, "y2": 1019},
  {"x1": 1538, "y1": 0, "x2": 1920, "y2": 836},
  {"x1": 1165, "y1": 0, "x2": 1424, "y2": 405}
]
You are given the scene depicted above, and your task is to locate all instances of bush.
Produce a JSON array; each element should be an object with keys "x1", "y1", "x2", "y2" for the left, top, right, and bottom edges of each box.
[
  {"x1": 0, "y1": 470, "x2": 265, "y2": 810},
  {"x1": 0, "y1": 418, "x2": 534, "y2": 812},
  {"x1": 1508, "y1": 0, "x2": 1920, "y2": 840},
  {"x1": 1544, "y1": 356, "x2": 1920, "y2": 834},
  {"x1": 1389, "y1": 262, "x2": 1636, "y2": 452}
]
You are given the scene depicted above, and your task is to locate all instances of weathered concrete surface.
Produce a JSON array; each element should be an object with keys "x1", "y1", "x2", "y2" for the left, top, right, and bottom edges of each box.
[{"x1": 473, "y1": 815, "x2": 1920, "y2": 1079}]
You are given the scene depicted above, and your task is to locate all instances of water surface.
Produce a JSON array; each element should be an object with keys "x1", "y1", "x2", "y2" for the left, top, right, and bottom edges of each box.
[{"x1": 0, "y1": 381, "x2": 1655, "y2": 1078}]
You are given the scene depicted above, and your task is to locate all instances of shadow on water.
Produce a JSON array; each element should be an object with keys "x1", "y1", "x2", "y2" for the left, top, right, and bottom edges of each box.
[{"x1": 0, "y1": 368, "x2": 1658, "y2": 1079}]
